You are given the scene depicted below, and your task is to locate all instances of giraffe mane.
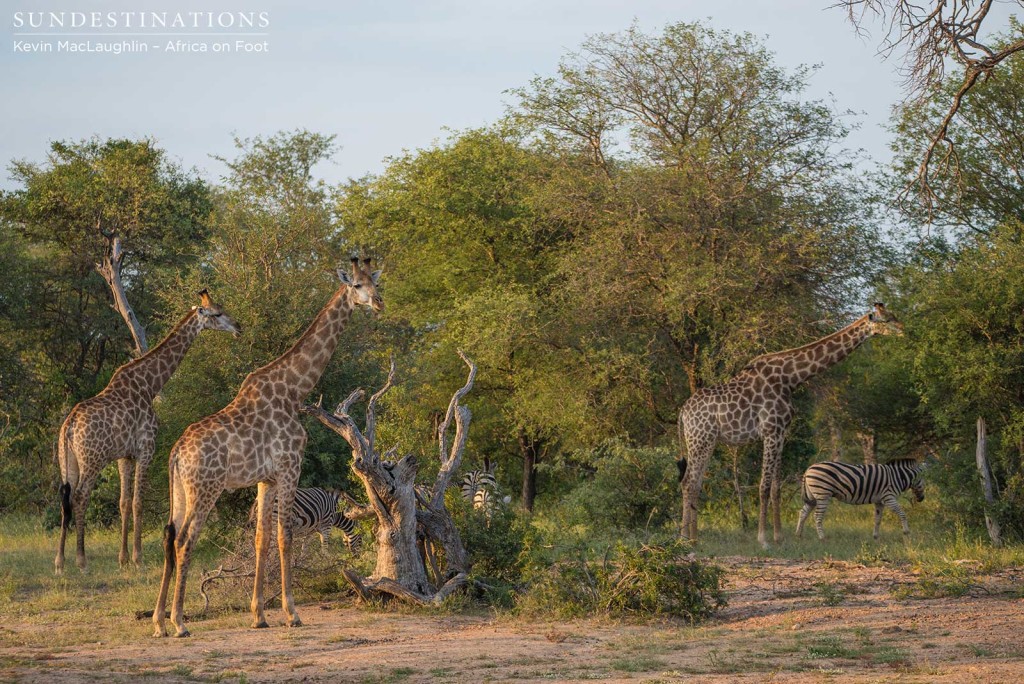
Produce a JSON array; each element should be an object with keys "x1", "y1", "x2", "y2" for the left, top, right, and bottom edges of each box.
[{"x1": 741, "y1": 313, "x2": 871, "y2": 370}]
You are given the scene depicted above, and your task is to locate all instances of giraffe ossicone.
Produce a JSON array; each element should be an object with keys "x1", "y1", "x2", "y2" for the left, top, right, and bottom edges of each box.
[
  {"x1": 677, "y1": 303, "x2": 902, "y2": 548},
  {"x1": 152, "y1": 258, "x2": 382, "y2": 638},
  {"x1": 54, "y1": 290, "x2": 241, "y2": 575}
]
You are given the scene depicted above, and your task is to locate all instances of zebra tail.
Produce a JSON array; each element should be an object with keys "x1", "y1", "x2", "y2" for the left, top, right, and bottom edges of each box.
[{"x1": 801, "y1": 475, "x2": 814, "y2": 506}]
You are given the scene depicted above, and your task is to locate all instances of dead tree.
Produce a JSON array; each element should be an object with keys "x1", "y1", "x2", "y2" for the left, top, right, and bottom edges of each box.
[
  {"x1": 975, "y1": 416, "x2": 1003, "y2": 547},
  {"x1": 95, "y1": 233, "x2": 148, "y2": 356},
  {"x1": 302, "y1": 352, "x2": 476, "y2": 605}
]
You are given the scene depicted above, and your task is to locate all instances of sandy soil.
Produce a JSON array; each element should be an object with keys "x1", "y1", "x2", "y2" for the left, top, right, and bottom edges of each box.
[{"x1": 2, "y1": 557, "x2": 1023, "y2": 683}]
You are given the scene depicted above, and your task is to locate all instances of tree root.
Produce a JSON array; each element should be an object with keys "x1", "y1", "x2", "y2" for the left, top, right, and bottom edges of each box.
[{"x1": 342, "y1": 568, "x2": 468, "y2": 606}]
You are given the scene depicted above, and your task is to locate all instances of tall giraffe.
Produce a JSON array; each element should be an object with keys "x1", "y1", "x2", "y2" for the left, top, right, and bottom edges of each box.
[
  {"x1": 153, "y1": 258, "x2": 382, "y2": 638},
  {"x1": 55, "y1": 290, "x2": 241, "y2": 574},
  {"x1": 677, "y1": 303, "x2": 902, "y2": 548}
]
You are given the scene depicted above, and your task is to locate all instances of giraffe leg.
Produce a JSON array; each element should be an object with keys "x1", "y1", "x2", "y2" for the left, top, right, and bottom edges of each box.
[
  {"x1": 813, "y1": 495, "x2": 831, "y2": 541},
  {"x1": 133, "y1": 436, "x2": 155, "y2": 566},
  {"x1": 275, "y1": 483, "x2": 303, "y2": 628},
  {"x1": 251, "y1": 482, "x2": 275, "y2": 629},
  {"x1": 757, "y1": 432, "x2": 786, "y2": 548},
  {"x1": 153, "y1": 470, "x2": 185, "y2": 638},
  {"x1": 883, "y1": 495, "x2": 911, "y2": 537},
  {"x1": 73, "y1": 477, "x2": 97, "y2": 572},
  {"x1": 770, "y1": 461, "x2": 784, "y2": 544},
  {"x1": 873, "y1": 502, "x2": 884, "y2": 540},
  {"x1": 55, "y1": 480, "x2": 74, "y2": 575},
  {"x1": 117, "y1": 459, "x2": 134, "y2": 568},
  {"x1": 680, "y1": 440, "x2": 713, "y2": 542},
  {"x1": 796, "y1": 502, "x2": 812, "y2": 538},
  {"x1": 169, "y1": 506, "x2": 212, "y2": 638}
]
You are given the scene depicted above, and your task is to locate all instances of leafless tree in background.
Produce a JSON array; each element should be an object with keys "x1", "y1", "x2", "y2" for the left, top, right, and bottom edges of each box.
[{"x1": 838, "y1": 1, "x2": 1024, "y2": 214}]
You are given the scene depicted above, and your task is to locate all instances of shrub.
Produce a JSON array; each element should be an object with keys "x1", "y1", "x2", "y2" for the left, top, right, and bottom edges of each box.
[
  {"x1": 555, "y1": 440, "x2": 678, "y2": 533},
  {"x1": 517, "y1": 539, "x2": 726, "y2": 622},
  {"x1": 450, "y1": 490, "x2": 529, "y2": 606}
]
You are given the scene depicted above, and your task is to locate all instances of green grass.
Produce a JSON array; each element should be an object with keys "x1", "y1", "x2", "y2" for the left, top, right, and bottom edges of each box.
[{"x1": 0, "y1": 513, "x2": 241, "y2": 649}]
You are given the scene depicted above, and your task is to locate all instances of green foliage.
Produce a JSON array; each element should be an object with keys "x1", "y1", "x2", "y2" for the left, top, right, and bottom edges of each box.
[
  {"x1": 555, "y1": 440, "x2": 678, "y2": 532},
  {"x1": 516, "y1": 539, "x2": 726, "y2": 622}
]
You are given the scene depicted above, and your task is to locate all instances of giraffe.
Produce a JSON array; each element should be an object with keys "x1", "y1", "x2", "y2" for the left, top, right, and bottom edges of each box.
[
  {"x1": 54, "y1": 290, "x2": 241, "y2": 574},
  {"x1": 677, "y1": 303, "x2": 902, "y2": 548},
  {"x1": 153, "y1": 258, "x2": 382, "y2": 638}
]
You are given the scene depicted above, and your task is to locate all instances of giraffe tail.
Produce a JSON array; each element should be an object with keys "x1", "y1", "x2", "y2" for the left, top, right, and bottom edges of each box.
[
  {"x1": 57, "y1": 417, "x2": 73, "y2": 530},
  {"x1": 676, "y1": 458, "x2": 688, "y2": 483},
  {"x1": 163, "y1": 451, "x2": 178, "y2": 570},
  {"x1": 59, "y1": 483, "x2": 72, "y2": 530}
]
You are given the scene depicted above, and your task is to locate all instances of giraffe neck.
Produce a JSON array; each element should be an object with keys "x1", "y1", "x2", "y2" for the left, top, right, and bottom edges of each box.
[
  {"x1": 247, "y1": 287, "x2": 355, "y2": 408},
  {"x1": 750, "y1": 315, "x2": 873, "y2": 389},
  {"x1": 109, "y1": 310, "x2": 204, "y2": 400}
]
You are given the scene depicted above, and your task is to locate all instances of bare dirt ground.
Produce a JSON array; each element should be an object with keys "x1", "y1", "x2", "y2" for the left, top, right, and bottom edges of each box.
[{"x1": 2, "y1": 557, "x2": 1023, "y2": 683}]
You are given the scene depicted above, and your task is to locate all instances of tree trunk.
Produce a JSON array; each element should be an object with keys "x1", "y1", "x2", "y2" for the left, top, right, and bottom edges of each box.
[
  {"x1": 303, "y1": 354, "x2": 476, "y2": 605},
  {"x1": 856, "y1": 430, "x2": 877, "y2": 465},
  {"x1": 518, "y1": 429, "x2": 538, "y2": 512},
  {"x1": 975, "y1": 417, "x2": 1003, "y2": 547},
  {"x1": 95, "y1": 235, "x2": 147, "y2": 356}
]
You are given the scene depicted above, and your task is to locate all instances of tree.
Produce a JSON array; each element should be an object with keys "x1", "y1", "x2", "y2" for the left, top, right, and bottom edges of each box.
[
  {"x1": 839, "y1": 1, "x2": 1024, "y2": 213},
  {"x1": 3, "y1": 138, "x2": 211, "y2": 356},
  {"x1": 304, "y1": 354, "x2": 475, "y2": 605}
]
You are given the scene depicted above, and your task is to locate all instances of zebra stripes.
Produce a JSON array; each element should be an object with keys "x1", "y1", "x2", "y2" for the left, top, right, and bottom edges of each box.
[
  {"x1": 461, "y1": 458, "x2": 511, "y2": 522},
  {"x1": 796, "y1": 459, "x2": 924, "y2": 541},
  {"x1": 250, "y1": 487, "x2": 361, "y2": 554}
]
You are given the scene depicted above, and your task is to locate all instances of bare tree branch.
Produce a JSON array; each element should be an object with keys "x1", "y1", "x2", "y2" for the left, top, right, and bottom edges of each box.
[
  {"x1": 837, "y1": 0, "x2": 1024, "y2": 216},
  {"x1": 432, "y1": 351, "x2": 477, "y2": 506}
]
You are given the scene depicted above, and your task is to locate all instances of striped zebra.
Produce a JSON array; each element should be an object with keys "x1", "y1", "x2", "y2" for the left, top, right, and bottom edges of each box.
[
  {"x1": 249, "y1": 487, "x2": 361, "y2": 554},
  {"x1": 461, "y1": 458, "x2": 511, "y2": 522},
  {"x1": 796, "y1": 459, "x2": 925, "y2": 541}
]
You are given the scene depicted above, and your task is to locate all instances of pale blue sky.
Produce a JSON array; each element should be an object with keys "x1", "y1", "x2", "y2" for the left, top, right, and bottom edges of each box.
[{"x1": 1, "y1": 1, "x2": 1018, "y2": 187}]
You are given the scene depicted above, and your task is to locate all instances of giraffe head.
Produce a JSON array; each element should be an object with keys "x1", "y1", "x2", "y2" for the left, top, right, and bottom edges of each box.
[
  {"x1": 867, "y1": 302, "x2": 903, "y2": 336},
  {"x1": 194, "y1": 289, "x2": 242, "y2": 337},
  {"x1": 337, "y1": 256, "x2": 384, "y2": 312}
]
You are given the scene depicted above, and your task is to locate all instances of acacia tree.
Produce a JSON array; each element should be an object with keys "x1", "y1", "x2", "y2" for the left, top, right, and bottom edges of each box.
[
  {"x1": 512, "y1": 21, "x2": 877, "y2": 400},
  {"x1": 303, "y1": 354, "x2": 476, "y2": 604}
]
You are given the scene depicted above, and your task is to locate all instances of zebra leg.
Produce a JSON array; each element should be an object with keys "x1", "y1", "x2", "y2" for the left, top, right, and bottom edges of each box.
[
  {"x1": 873, "y1": 502, "x2": 884, "y2": 540},
  {"x1": 796, "y1": 502, "x2": 813, "y2": 538},
  {"x1": 883, "y1": 495, "x2": 911, "y2": 536},
  {"x1": 813, "y1": 495, "x2": 831, "y2": 541}
]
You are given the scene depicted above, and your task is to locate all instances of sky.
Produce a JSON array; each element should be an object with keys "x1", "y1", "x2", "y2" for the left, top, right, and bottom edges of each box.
[{"x1": 1, "y1": 1, "x2": 1019, "y2": 189}]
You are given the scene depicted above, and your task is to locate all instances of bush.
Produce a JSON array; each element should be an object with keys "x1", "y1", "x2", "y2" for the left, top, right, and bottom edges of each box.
[
  {"x1": 517, "y1": 539, "x2": 726, "y2": 622},
  {"x1": 450, "y1": 491, "x2": 529, "y2": 606},
  {"x1": 555, "y1": 440, "x2": 678, "y2": 533}
]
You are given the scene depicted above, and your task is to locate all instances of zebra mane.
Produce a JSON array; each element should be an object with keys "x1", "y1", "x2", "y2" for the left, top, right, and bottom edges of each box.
[{"x1": 884, "y1": 458, "x2": 921, "y2": 469}]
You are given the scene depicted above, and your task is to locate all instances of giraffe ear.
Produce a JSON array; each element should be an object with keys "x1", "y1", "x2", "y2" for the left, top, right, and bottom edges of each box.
[
  {"x1": 370, "y1": 270, "x2": 382, "y2": 285},
  {"x1": 198, "y1": 288, "x2": 212, "y2": 308},
  {"x1": 337, "y1": 268, "x2": 354, "y2": 285}
]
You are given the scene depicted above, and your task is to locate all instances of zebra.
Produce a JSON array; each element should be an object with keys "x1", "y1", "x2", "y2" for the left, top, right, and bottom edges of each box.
[
  {"x1": 461, "y1": 458, "x2": 511, "y2": 522},
  {"x1": 249, "y1": 487, "x2": 361, "y2": 554},
  {"x1": 796, "y1": 459, "x2": 925, "y2": 541}
]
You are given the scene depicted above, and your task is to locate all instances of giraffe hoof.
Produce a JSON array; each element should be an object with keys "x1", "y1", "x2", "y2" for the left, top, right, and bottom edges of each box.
[
  {"x1": 253, "y1": 620, "x2": 269, "y2": 629},
  {"x1": 288, "y1": 617, "x2": 303, "y2": 628},
  {"x1": 173, "y1": 628, "x2": 190, "y2": 638},
  {"x1": 152, "y1": 628, "x2": 167, "y2": 638}
]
